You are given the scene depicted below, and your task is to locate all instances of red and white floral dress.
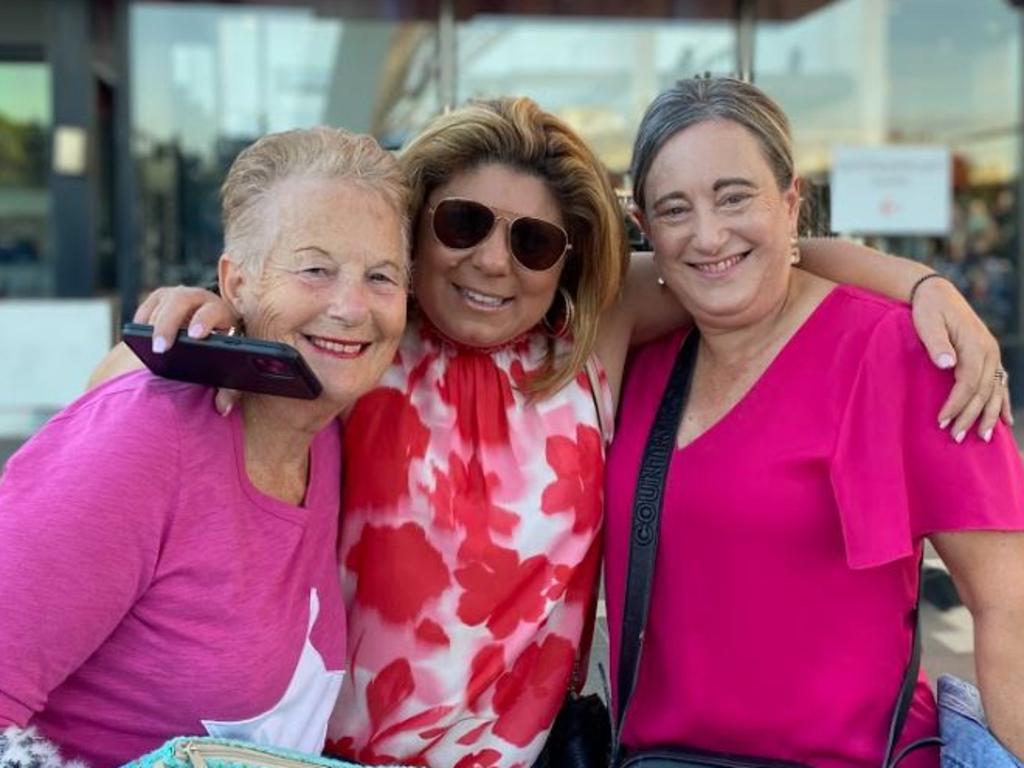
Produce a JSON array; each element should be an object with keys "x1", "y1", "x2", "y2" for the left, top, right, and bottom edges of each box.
[{"x1": 326, "y1": 316, "x2": 612, "y2": 768}]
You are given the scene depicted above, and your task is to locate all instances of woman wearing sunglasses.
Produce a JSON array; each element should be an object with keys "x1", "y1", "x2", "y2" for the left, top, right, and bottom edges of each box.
[{"x1": 91, "y1": 97, "x2": 1010, "y2": 768}]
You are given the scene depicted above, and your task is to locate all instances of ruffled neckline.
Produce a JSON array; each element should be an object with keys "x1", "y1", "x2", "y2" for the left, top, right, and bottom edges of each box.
[{"x1": 416, "y1": 310, "x2": 540, "y2": 356}]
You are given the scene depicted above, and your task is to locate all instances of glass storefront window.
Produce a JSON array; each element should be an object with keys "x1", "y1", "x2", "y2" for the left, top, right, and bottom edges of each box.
[
  {"x1": 456, "y1": 16, "x2": 737, "y2": 173},
  {"x1": 754, "y1": 0, "x2": 1021, "y2": 339},
  {"x1": 0, "y1": 62, "x2": 51, "y2": 298},
  {"x1": 131, "y1": 3, "x2": 438, "y2": 288}
]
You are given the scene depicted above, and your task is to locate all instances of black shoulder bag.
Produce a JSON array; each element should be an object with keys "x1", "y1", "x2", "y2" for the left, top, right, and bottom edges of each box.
[{"x1": 612, "y1": 330, "x2": 941, "y2": 768}]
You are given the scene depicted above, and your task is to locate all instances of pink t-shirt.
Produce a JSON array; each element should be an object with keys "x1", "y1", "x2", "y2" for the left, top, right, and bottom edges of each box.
[
  {"x1": 0, "y1": 371, "x2": 347, "y2": 767},
  {"x1": 605, "y1": 286, "x2": 1024, "y2": 768}
]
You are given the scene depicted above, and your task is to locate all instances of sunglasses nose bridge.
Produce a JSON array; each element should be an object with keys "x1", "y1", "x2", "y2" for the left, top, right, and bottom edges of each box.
[{"x1": 471, "y1": 219, "x2": 517, "y2": 275}]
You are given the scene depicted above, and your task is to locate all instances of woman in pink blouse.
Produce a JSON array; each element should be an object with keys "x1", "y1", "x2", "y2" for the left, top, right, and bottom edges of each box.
[
  {"x1": 606, "y1": 77, "x2": 1024, "y2": 768},
  {"x1": 95, "y1": 97, "x2": 1012, "y2": 768}
]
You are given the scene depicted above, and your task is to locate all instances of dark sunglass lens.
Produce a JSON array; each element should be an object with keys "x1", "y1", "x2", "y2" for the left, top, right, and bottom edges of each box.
[
  {"x1": 510, "y1": 218, "x2": 567, "y2": 270},
  {"x1": 433, "y1": 200, "x2": 495, "y2": 249}
]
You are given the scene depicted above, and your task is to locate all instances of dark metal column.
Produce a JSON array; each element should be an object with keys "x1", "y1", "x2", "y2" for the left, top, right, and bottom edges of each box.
[
  {"x1": 50, "y1": 0, "x2": 95, "y2": 297},
  {"x1": 113, "y1": 0, "x2": 139, "y2": 323},
  {"x1": 736, "y1": 0, "x2": 757, "y2": 82}
]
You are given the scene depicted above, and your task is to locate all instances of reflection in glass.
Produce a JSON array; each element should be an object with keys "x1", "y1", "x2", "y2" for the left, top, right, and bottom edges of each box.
[
  {"x1": 131, "y1": 3, "x2": 438, "y2": 289},
  {"x1": 456, "y1": 16, "x2": 736, "y2": 173},
  {"x1": 755, "y1": 0, "x2": 1021, "y2": 340},
  {"x1": 0, "y1": 63, "x2": 51, "y2": 298}
]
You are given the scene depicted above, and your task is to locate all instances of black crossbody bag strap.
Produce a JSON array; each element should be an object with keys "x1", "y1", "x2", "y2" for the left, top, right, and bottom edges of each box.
[
  {"x1": 613, "y1": 330, "x2": 699, "y2": 761},
  {"x1": 883, "y1": 561, "x2": 943, "y2": 767},
  {"x1": 612, "y1": 330, "x2": 940, "y2": 768}
]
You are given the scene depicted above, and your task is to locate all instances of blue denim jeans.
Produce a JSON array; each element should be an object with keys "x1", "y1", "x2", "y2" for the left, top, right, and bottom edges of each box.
[{"x1": 938, "y1": 675, "x2": 1023, "y2": 768}]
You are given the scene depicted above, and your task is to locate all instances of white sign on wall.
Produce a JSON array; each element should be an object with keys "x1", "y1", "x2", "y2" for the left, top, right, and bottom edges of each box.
[{"x1": 830, "y1": 146, "x2": 952, "y2": 235}]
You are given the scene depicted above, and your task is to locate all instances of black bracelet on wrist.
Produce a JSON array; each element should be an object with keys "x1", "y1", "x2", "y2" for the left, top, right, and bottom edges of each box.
[{"x1": 909, "y1": 272, "x2": 953, "y2": 305}]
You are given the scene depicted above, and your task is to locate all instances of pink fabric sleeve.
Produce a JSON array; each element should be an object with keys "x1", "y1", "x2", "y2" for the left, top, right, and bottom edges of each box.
[
  {"x1": 831, "y1": 308, "x2": 1024, "y2": 569},
  {"x1": 0, "y1": 382, "x2": 179, "y2": 726}
]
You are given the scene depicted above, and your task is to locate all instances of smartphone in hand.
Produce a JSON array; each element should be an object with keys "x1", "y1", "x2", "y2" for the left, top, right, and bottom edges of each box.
[{"x1": 122, "y1": 323, "x2": 322, "y2": 400}]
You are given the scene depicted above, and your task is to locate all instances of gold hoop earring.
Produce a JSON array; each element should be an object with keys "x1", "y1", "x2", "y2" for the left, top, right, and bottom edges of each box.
[{"x1": 543, "y1": 286, "x2": 575, "y2": 339}]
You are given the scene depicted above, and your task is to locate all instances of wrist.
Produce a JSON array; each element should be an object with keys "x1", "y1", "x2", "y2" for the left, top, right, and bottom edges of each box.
[{"x1": 909, "y1": 272, "x2": 954, "y2": 306}]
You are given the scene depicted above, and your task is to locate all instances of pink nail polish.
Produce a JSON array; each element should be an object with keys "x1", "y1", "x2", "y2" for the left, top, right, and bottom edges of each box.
[
  {"x1": 954, "y1": 430, "x2": 966, "y2": 444},
  {"x1": 937, "y1": 354, "x2": 955, "y2": 369},
  {"x1": 188, "y1": 322, "x2": 205, "y2": 338},
  {"x1": 152, "y1": 336, "x2": 167, "y2": 354},
  {"x1": 983, "y1": 428, "x2": 993, "y2": 443},
  {"x1": 938, "y1": 418, "x2": 951, "y2": 430}
]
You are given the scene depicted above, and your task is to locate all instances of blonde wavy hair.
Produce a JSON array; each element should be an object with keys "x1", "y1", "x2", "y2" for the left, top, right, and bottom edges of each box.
[
  {"x1": 221, "y1": 126, "x2": 411, "y2": 274},
  {"x1": 399, "y1": 97, "x2": 629, "y2": 399}
]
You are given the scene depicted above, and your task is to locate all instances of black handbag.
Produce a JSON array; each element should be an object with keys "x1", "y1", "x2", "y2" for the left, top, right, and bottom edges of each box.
[
  {"x1": 612, "y1": 331, "x2": 940, "y2": 768},
  {"x1": 536, "y1": 569, "x2": 612, "y2": 768},
  {"x1": 540, "y1": 687, "x2": 612, "y2": 768}
]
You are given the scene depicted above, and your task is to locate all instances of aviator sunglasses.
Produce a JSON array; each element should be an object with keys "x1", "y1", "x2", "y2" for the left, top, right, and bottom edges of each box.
[{"x1": 427, "y1": 197, "x2": 572, "y2": 272}]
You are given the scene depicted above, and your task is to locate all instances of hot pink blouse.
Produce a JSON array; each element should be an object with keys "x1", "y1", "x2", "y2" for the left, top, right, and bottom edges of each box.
[{"x1": 605, "y1": 286, "x2": 1024, "y2": 768}]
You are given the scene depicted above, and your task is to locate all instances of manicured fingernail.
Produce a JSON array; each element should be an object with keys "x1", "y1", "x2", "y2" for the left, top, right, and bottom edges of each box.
[
  {"x1": 152, "y1": 336, "x2": 167, "y2": 354},
  {"x1": 936, "y1": 354, "x2": 955, "y2": 369},
  {"x1": 954, "y1": 430, "x2": 966, "y2": 444},
  {"x1": 187, "y1": 321, "x2": 205, "y2": 338},
  {"x1": 220, "y1": 402, "x2": 232, "y2": 417},
  {"x1": 983, "y1": 428, "x2": 993, "y2": 443},
  {"x1": 939, "y1": 418, "x2": 951, "y2": 430}
]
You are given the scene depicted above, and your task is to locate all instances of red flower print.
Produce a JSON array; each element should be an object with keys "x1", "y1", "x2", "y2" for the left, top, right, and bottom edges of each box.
[
  {"x1": 492, "y1": 634, "x2": 575, "y2": 747},
  {"x1": 545, "y1": 564, "x2": 574, "y2": 601},
  {"x1": 323, "y1": 737, "x2": 355, "y2": 759},
  {"x1": 467, "y1": 644, "x2": 505, "y2": 711},
  {"x1": 367, "y1": 658, "x2": 415, "y2": 733},
  {"x1": 346, "y1": 523, "x2": 451, "y2": 624},
  {"x1": 374, "y1": 705, "x2": 454, "y2": 746},
  {"x1": 427, "y1": 452, "x2": 519, "y2": 559},
  {"x1": 455, "y1": 546, "x2": 552, "y2": 639},
  {"x1": 344, "y1": 388, "x2": 430, "y2": 511},
  {"x1": 545, "y1": 538, "x2": 603, "y2": 604},
  {"x1": 438, "y1": 354, "x2": 514, "y2": 444},
  {"x1": 564, "y1": 536, "x2": 602, "y2": 606},
  {"x1": 540, "y1": 424, "x2": 604, "y2": 534},
  {"x1": 415, "y1": 619, "x2": 450, "y2": 647},
  {"x1": 457, "y1": 722, "x2": 491, "y2": 746},
  {"x1": 454, "y1": 749, "x2": 502, "y2": 768},
  {"x1": 510, "y1": 359, "x2": 541, "y2": 391}
]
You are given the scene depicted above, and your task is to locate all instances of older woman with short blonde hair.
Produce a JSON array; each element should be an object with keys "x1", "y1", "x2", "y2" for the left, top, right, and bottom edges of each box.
[{"x1": 0, "y1": 126, "x2": 409, "y2": 768}]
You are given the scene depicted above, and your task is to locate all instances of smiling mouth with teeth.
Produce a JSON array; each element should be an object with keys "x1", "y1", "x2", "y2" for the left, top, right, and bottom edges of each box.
[
  {"x1": 689, "y1": 251, "x2": 750, "y2": 275},
  {"x1": 455, "y1": 284, "x2": 512, "y2": 308},
  {"x1": 305, "y1": 335, "x2": 370, "y2": 358}
]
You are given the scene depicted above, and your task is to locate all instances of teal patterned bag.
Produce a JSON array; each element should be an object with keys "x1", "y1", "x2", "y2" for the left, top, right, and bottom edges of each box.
[{"x1": 121, "y1": 737, "x2": 413, "y2": 768}]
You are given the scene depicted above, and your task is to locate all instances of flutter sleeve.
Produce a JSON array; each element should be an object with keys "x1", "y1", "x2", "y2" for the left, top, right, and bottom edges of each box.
[{"x1": 830, "y1": 308, "x2": 1024, "y2": 569}]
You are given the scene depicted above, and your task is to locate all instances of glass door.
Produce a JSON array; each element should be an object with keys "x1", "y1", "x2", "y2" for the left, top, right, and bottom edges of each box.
[{"x1": 0, "y1": 61, "x2": 51, "y2": 297}]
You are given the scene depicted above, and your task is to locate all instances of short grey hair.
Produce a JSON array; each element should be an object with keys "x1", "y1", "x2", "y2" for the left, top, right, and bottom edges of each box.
[
  {"x1": 221, "y1": 126, "x2": 410, "y2": 272},
  {"x1": 631, "y1": 76, "x2": 795, "y2": 212}
]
